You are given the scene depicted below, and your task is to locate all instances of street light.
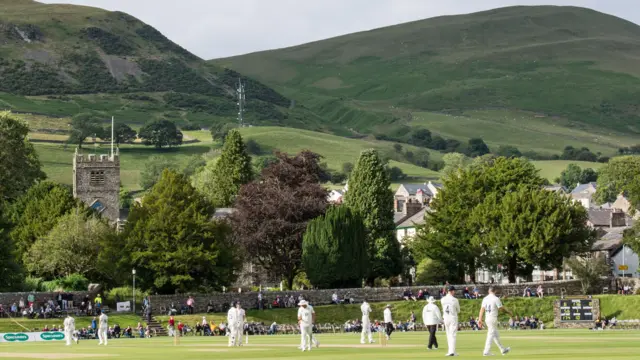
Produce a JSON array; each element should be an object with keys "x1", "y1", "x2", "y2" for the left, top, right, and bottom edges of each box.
[{"x1": 132, "y1": 269, "x2": 136, "y2": 314}]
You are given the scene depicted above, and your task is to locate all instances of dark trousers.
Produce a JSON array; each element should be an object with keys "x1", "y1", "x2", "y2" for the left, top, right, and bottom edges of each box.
[
  {"x1": 427, "y1": 325, "x2": 438, "y2": 349},
  {"x1": 385, "y1": 322, "x2": 394, "y2": 337}
]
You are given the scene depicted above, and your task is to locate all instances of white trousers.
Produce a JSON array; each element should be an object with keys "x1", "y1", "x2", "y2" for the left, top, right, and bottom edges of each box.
[
  {"x1": 228, "y1": 325, "x2": 239, "y2": 346},
  {"x1": 97, "y1": 328, "x2": 108, "y2": 345},
  {"x1": 361, "y1": 320, "x2": 372, "y2": 343},
  {"x1": 64, "y1": 330, "x2": 75, "y2": 345},
  {"x1": 300, "y1": 324, "x2": 313, "y2": 350},
  {"x1": 444, "y1": 317, "x2": 458, "y2": 355},
  {"x1": 484, "y1": 318, "x2": 505, "y2": 354},
  {"x1": 235, "y1": 323, "x2": 245, "y2": 346}
]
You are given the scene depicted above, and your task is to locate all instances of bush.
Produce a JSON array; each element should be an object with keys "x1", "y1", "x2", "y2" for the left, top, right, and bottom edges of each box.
[
  {"x1": 40, "y1": 274, "x2": 90, "y2": 292},
  {"x1": 23, "y1": 276, "x2": 45, "y2": 292},
  {"x1": 106, "y1": 286, "x2": 149, "y2": 304},
  {"x1": 180, "y1": 123, "x2": 201, "y2": 131},
  {"x1": 415, "y1": 258, "x2": 449, "y2": 285}
]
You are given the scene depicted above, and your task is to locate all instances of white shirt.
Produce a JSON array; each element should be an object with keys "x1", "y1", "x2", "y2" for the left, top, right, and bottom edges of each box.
[
  {"x1": 227, "y1": 308, "x2": 238, "y2": 324},
  {"x1": 441, "y1": 294, "x2": 460, "y2": 319},
  {"x1": 298, "y1": 306, "x2": 313, "y2": 326},
  {"x1": 481, "y1": 294, "x2": 503, "y2": 321},
  {"x1": 361, "y1": 302, "x2": 372, "y2": 321},
  {"x1": 98, "y1": 314, "x2": 108, "y2": 330},
  {"x1": 383, "y1": 308, "x2": 393, "y2": 323},
  {"x1": 238, "y1": 308, "x2": 246, "y2": 324},
  {"x1": 422, "y1": 303, "x2": 442, "y2": 325},
  {"x1": 64, "y1": 317, "x2": 75, "y2": 331}
]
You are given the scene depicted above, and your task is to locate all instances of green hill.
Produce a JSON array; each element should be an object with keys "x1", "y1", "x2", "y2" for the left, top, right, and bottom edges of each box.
[
  {"x1": 0, "y1": 0, "x2": 324, "y2": 131},
  {"x1": 213, "y1": 5, "x2": 640, "y2": 154}
]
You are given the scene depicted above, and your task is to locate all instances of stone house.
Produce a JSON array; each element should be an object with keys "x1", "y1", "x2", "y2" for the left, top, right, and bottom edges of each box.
[
  {"x1": 570, "y1": 182, "x2": 597, "y2": 208},
  {"x1": 394, "y1": 181, "x2": 442, "y2": 212},
  {"x1": 587, "y1": 208, "x2": 629, "y2": 230},
  {"x1": 395, "y1": 207, "x2": 427, "y2": 245}
]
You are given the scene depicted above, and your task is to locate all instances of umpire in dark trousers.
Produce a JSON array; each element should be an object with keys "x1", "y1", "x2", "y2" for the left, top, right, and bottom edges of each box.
[{"x1": 422, "y1": 296, "x2": 442, "y2": 350}]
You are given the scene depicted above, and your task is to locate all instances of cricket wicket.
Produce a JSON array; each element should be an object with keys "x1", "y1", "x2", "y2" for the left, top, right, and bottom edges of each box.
[{"x1": 378, "y1": 327, "x2": 387, "y2": 347}]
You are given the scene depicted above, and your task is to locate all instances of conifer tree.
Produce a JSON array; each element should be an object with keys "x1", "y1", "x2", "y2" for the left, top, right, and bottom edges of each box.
[
  {"x1": 344, "y1": 149, "x2": 402, "y2": 283},
  {"x1": 196, "y1": 129, "x2": 253, "y2": 207},
  {"x1": 302, "y1": 206, "x2": 368, "y2": 288}
]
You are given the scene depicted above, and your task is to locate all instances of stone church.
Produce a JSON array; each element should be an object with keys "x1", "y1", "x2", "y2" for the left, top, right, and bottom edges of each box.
[{"x1": 72, "y1": 148, "x2": 121, "y2": 226}]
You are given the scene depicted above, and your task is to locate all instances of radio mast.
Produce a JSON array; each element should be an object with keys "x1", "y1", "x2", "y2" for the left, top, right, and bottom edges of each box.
[{"x1": 237, "y1": 78, "x2": 246, "y2": 127}]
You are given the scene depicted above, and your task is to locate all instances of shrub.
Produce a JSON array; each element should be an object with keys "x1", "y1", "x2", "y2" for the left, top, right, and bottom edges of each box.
[
  {"x1": 106, "y1": 286, "x2": 149, "y2": 304},
  {"x1": 40, "y1": 274, "x2": 90, "y2": 292},
  {"x1": 23, "y1": 276, "x2": 45, "y2": 292}
]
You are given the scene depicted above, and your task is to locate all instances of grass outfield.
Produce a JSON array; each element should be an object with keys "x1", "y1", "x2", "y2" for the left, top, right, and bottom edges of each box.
[{"x1": 1, "y1": 330, "x2": 639, "y2": 359}]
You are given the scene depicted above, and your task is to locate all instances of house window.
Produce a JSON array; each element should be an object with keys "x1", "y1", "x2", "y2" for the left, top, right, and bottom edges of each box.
[
  {"x1": 397, "y1": 199, "x2": 405, "y2": 212},
  {"x1": 90, "y1": 171, "x2": 105, "y2": 186}
]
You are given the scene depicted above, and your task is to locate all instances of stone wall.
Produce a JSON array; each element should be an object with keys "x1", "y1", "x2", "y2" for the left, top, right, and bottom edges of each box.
[
  {"x1": 149, "y1": 279, "x2": 605, "y2": 314},
  {"x1": 0, "y1": 289, "x2": 100, "y2": 309}
]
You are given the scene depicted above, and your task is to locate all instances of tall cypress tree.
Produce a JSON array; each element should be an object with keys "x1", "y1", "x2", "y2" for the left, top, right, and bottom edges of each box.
[
  {"x1": 302, "y1": 206, "x2": 369, "y2": 288},
  {"x1": 344, "y1": 149, "x2": 402, "y2": 283},
  {"x1": 195, "y1": 129, "x2": 253, "y2": 207}
]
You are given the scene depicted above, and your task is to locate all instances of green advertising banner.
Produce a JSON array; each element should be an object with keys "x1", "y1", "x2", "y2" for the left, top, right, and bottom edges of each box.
[{"x1": 0, "y1": 332, "x2": 66, "y2": 343}]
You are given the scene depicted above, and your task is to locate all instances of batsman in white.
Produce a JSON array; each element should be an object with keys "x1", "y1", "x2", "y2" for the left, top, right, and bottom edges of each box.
[
  {"x1": 360, "y1": 299, "x2": 374, "y2": 344},
  {"x1": 297, "y1": 300, "x2": 315, "y2": 352},
  {"x1": 227, "y1": 301, "x2": 239, "y2": 347},
  {"x1": 478, "y1": 287, "x2": 512, "y2": 356},
  {"x1": 441, "y1": 286, "x2": 460, "y2": 357},
  {"x1": 235, "y1": 302, "x2": 246, "y2": 346},
  {"x1": 97, "y1": 311, "x2": 109, "y2": 346},
  {"x1": 63, "y1": 314, "x2": 78, "y2": 346}
]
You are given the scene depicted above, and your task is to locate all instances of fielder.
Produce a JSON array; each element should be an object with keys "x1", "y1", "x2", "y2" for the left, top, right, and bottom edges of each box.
[
  {"x1": 306, "y1": 301, "x2": 320, "y2": 348},
  {"x1": 97, "y1": 311, "x2": 108, "y2": 346},
  {"x1": 383, "y1": 304, "x2": 394, "y2": 340},
  {"x1": 235, "y1": 302, "x2": 246, "y2": 346},
  {"x1": 422, "y1": 296, "x2": 441, "y2": 350},
  {"x1": 360, "y1": 299, "x2": 374, "y2": 344},
  {"x1": 441, "y1": 286, "x2": 460, "y2": 356},
  {"x1": 227, "y1": 302, "x2": 239, "y2": 347},
  {"x1": 297, "y1": 300, "x2": 314, "y2": 352},
  {"x1": 478, "y1": 287, "x2": 512, "y2": 356},
  {"x1": 63, "y1": 314, "x2": 78, "y2": 346}
]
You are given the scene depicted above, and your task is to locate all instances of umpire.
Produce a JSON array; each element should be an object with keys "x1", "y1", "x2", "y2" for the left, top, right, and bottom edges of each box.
[{"x1": 422, "y1": 296, "x2": 442, "y2": 350}]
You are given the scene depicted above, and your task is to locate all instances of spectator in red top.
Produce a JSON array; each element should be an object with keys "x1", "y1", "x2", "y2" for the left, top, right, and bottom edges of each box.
[{"x1": 177, "y1": 321, "x2": 185, "y2": 336}]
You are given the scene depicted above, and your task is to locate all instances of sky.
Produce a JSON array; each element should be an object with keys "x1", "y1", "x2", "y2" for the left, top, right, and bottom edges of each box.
[{"x1": 40, "y1": 0, "x2": 639, "y2": 59}]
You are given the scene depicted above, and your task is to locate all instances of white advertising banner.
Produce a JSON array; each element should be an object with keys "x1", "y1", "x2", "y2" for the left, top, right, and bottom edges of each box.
[
  {"x1": 0, "y1": 332, "x2": 65, "y2": 343},
  {"x1": 116, "y1": 301, "x2": 131, "y2": 312}
]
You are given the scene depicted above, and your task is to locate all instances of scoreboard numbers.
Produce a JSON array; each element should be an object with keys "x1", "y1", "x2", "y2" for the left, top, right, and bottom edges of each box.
[{"x1": 558, "y1": 299, "x2": 594, "y2": 322}]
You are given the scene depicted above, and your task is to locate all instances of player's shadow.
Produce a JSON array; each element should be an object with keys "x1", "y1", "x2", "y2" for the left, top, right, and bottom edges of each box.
[{"x1": 603, "y1": 310, "x2": 622, "y2": 318}]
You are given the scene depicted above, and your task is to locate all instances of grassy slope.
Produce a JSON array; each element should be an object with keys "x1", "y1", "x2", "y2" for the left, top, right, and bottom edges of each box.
[
  {"x1": 213, "y1": 5, "x2": 640, "y2": 154},
  {"x1": 1, "y1": 296, "x2": 638, "y2": 333}
]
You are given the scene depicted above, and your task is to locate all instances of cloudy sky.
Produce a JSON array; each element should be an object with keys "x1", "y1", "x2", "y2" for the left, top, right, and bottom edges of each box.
[{"x1": 40, "y1": 0, "x2": 638, "y2": 59}]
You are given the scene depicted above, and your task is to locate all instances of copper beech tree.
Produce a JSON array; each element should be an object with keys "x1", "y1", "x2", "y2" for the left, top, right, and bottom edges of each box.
[{"x1": 231, "y1": 151, "x2": 328, "y2": 289}]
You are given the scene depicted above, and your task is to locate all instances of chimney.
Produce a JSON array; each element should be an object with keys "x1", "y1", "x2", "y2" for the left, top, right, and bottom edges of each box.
[
  {"x1": 610, "y1": 209, "x2": 626, "y2": 228},
  {"x1": 403, "y1": 199, "x2": 423, "y2": 217}
]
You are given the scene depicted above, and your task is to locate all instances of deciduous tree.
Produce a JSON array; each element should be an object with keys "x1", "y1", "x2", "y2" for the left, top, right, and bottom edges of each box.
[
  {"x1": 138, "y1": 119, "x2": 183, "y2": 148},
  {"x1": 302, "y1": 206, "x2": 368, "y2": 288},
  {"x1": 139, "y1": 156, "x2": 177, "y2": 190},
  {"x1": 558, "y1": 163, "x2": 598, "y2": 189},
  {"x1": 231, "y1": 151, "x2": 328, "y2": 289},
  {"x1": 0, "y1": 203, "x2": 23, "y2": 291},
  {"x1": 103, "y1": 123, "x2": 137, "y2": 145},
  {"x1": 0, "y1": 111, "x2": 46, "y2": 200},
  {"x1": 344, "y1": 149, "x2": 402, "y2": 283},
  {"x1": 25, "y1": 210, "x2": 112, "y2": 278},
  {"x1": 413, "y1": 157, "x2": 545, "y2": 283},
  {"x1": 595, "y1": 156, "x2": 640, "y2": 203},
  {"x1": 466, "y1": 138, "x2": 490, "y2": 157},
  {"x1": 470, "y1": 186, "x2": 594, "y2": 283},
  {"x1": 124, "y1": 169, "x2": 238, "y2": 293},
  {"x1": 8, "y1": 182, "x2": 78, "y2": 262},
  {"x1": 68, "y1": 112, "x2": 106, "y2": 149}
]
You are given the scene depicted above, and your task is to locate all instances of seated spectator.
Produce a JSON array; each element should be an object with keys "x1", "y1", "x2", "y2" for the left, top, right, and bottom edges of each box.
[
  {"x1": 536, "y1": 285, "x2": 544, "y2": 298},
  {"x1": 124, "y1": 326, "x2": 132, "y2": 338},
  {"x1": 469, "y1": 317, "x2": 479, "y2": 331},
  {"x1": 463, "y1": 287, "x2": 472, "y2": 299},
  {"x1": 523, "y1": 287, "x2": 533, "y2": 297},
  {"x1": 603, "y1": 316, "x2": 609, "y2": 329},
  {"x1": 473, "y1": 287, "x2": 481, "y2": 299},
  {"x1": 332, "y1": 293, "x2": 340, "y2": 305},
  {"x1": 403, "y1": 289, "x2": 417, "y2": 301},
  {"x1": 114, "y1": 324, "x2": 121, "y2": 338},
  {"x1": 508, "y1": 317, "x2": 516, "y2": 330},
  {"x1": 416, "y1": 289, "x2": 425, "y2": 300},
  {"x1": 137, "y1": 322, "x2": 144, "y2": 338},
  {"x1": 206, "y1": 301, "x2": 214, "y2": 313},
  {"x1": 268, "y1": 322, "x2": 278, "y2": 335},
  {"x1": 595, "y1": 317, "x2": 603, "y2": 330},
  {"x1": 219, "y1": 322, "x2": 227, "y2": 335}
]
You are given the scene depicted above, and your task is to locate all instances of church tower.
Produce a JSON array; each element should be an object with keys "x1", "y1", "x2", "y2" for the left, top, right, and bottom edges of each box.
[{"x1": 72, "y1": 149, "x2": 120, "y2": 224}]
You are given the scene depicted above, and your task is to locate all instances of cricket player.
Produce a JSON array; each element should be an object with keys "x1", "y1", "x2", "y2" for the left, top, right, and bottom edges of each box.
[
  {"x1": 297, "y1": 300, "x2": 314, "y2": 351},
  {"x1": 441, "y1": 286, "x2": 460, "y2": 356},
  {"x1": 97, "y1": 311, "x2": 109, "y2": 346},
  {"x1": 478, "y1": 287, "x2": 512, "y2": 356},
  {"x1": 227, "y1": 302, "x2": 239, "y2": 347},
  {"x1": 360, "y1": 299, "x2": 374, "y2": 344},
  {"x1": 422, "y1": 296, "x2": 441, "y2": 350},
  {"x1": 235, "y1": 302, "x2": 246, "y2": 346},
  {"x1": 63, "y1": 314, "x2": 78, "y2": 346},
  {"x1": 383, "y1": 304, "x2": 394, "y2": 340}
]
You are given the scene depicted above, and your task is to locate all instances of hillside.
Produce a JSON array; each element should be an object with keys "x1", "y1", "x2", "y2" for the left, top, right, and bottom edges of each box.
[
  {"x1": 0, "y1": 0, "x2": 319, "y2": 130},
  {"x1": 213, "y1": 5, "x2": 640, "y2": 152}
]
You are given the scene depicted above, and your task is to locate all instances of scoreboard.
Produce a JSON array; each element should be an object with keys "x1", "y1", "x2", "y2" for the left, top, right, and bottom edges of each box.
[{"x1": 558, "y1": 299, "x2": 595, "y2": 322}]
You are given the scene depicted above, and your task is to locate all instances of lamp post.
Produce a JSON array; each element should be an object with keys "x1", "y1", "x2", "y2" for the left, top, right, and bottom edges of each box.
[{"x1": 132, "y1": 269, "x2": 136, "y2": 314}]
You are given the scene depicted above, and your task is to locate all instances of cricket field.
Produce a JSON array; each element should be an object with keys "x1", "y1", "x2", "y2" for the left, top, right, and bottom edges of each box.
[{"x1": 0, "y1": 330, "x2": 638, "y2": 359}]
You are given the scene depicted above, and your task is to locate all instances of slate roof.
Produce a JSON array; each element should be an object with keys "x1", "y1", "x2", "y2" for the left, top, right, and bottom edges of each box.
[
  {"x1": 213, "y1": 208, "x2": 236, "y2": 219},
  {"x1": 396, "y1": 208, "x2": 428, "y2": 229},
  {"x1": 571, "y1": 182, "x2": 597, "y2": 194}
]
